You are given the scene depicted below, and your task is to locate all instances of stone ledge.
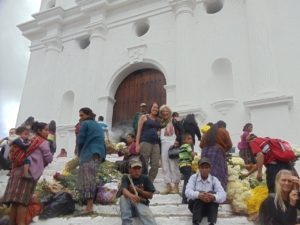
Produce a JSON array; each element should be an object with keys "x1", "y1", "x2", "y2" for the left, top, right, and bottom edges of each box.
[{"x1": 33, "y1": 215, "x2": 252, "y2": 225}]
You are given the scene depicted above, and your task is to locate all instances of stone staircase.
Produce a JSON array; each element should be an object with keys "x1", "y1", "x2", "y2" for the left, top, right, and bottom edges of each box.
[{"x1": 0, "y1": 155, "x2": 253, "y2": 225}]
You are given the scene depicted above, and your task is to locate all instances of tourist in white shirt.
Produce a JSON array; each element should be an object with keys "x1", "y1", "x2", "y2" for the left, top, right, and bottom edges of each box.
[{"x1": 185, "y1": 157, "x2": 226, "y2": 225}]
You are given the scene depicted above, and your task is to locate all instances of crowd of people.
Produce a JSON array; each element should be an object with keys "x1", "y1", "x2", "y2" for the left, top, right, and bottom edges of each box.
[{"x1": 0, "y1": 102, "x2": 300, "y2": 225}]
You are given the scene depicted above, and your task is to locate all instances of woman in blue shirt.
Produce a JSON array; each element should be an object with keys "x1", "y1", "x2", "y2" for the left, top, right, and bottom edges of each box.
[{"x1": 77, "y1": 107, "x2": 105, "y2": 214}]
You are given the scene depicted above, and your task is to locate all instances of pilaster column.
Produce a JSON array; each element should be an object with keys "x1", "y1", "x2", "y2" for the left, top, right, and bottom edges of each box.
[
  {"x1": 246, "y1": 0, "x2": 278, "y2": 95},
  {"x1": 85, "y1": 17, "x2": 108, "y2": 110},
  {"x1": 169, "y1": 0, "x2": 196, "y2": 106},
  {"x1": 41, "y1": 36, "x2": 62, "y2": 121}
]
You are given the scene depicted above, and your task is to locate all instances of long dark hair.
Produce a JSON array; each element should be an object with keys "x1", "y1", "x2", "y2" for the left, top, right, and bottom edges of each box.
[
  {"x1": 205, "y1": 120, "x2": 227, "y2": 146},
  {"x1": 79, "y1": 107, "x2": 96, "y2": 120},
  {"x1": 148, "y1": 102, "x2": 159, "y2": 116},
  {"x1": 31, "y1": 121, "x2": 47, "y2": 134},
  {"x1": 49, "y1": 120, "x2": 56, "y2": 133},
  {"x1": 21, "y1": 116, "x2": 35, "y2": 129},
  {"x1": 205, "y1": 123, "x2": 218, "y2": 147},
  {"x1": 243, "y1": 123, "x2": 252, "y2": 132},
  {"x1": 184, "y1": 114, "x2": 197, "y2": 125},
  {"x1": 216, "y1": 120, "x2": 226, "y2": 128}
]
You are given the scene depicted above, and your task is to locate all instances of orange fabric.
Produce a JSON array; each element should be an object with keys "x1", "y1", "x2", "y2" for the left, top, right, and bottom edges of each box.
[
  {"x1": 200, "y1": 128, "x2": 232, "y2": 152},
  {"x1": 10, "y1": 136, "x2": 45, "y2": 168},
  {"x1": 25, "y1": 200, "x2": 43, "y2": 225}
]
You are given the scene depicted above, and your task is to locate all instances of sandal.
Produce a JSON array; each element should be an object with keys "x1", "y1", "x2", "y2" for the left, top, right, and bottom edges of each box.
[{"x1": 74, "y1": 210, "x2": 94, "y2": 217}]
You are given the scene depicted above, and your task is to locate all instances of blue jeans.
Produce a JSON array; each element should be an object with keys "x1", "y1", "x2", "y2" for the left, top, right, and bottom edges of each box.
[{"x1": 119, "y1": 196, "x2": 157, "y2": 225}]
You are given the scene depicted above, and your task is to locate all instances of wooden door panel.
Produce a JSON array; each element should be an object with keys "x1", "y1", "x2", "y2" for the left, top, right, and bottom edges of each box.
[{"x1": 112, "y1": 69, "x2": 166, "y2": 127}]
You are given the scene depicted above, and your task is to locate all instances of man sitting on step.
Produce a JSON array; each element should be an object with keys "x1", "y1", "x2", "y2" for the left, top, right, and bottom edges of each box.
[
  {"x1": 185, "y1": 157, "x2": 226, "y2": 225},
  {"x1": 119, "y1": 160, "x2": 157, "y2": 225}
]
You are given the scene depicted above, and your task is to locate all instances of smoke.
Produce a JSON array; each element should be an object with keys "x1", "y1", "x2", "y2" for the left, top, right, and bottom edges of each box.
[{"x1": 110, "y1": 125, "x2": 134, "y2": 143}]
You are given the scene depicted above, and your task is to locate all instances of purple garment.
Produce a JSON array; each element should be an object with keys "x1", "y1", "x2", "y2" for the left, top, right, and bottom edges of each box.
[
  {"x1": 201, "y1": 146, "x2": 228, "y2": 190},
  {"x1": 237, "y1": 131, "x2": 249, "y2": 150},
  {"x1": 29, "y1": 140, "x2": 53, "y2": 181}
]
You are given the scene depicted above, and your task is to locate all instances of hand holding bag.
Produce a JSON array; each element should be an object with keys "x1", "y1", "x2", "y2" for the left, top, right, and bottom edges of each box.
[{"x1": 168, "y1": 145, "x2": 180, "y2": 159}]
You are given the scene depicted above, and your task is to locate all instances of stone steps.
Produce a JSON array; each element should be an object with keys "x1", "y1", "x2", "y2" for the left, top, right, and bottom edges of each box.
[
  {"x1": 0, "y1": 156, "x2": 254, "y2": 225},
  {"x1": 33, "y1": 215, "x2": 251, "y2": 225}
]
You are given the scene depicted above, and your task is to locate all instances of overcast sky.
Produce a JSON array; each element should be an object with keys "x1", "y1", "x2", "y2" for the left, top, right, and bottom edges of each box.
[{"x1": 0, "y1": 0, "x2": 40, "y2": 137}]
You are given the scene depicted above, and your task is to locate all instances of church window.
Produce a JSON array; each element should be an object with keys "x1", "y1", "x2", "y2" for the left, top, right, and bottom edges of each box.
[
  {"x1": 204, "y1": 0, "x2": 224, "y2": 14},
  {"x1": 134, "y1": 19, "x2": 150, "y2": 37},
  {"x1": 77, "y1": 36, "x2": 90, "y2": 49},
  {"x1": 211, "y1": 58, "x2": 234, "y2": 99},
  {"x1": 59, "y1": 91, "x2": 75, "y2": 124}
]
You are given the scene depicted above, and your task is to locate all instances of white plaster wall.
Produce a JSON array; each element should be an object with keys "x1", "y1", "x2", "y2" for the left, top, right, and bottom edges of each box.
[{"x1": 18, "y1": 0, "x2": 300, "y2": 152}]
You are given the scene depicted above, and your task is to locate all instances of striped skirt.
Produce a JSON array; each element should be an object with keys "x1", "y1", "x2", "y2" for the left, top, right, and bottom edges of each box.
[
  {"x1": 1, "y1": 166, "x2": 37, "y2": 206},
  {"x1": 77, "y1": 159, "x2": 100, "y2": 200},
  {"x1": 201, "y1": 146, "x2": 228, "y2": 190}
]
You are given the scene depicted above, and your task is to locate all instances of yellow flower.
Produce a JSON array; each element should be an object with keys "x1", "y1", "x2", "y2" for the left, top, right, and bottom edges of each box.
[{"x1": 246, "y1": 185, "x2": 268, "y2": 214}]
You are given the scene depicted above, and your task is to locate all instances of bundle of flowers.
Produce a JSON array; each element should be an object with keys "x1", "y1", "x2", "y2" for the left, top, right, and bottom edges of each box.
[
  {"x1": 97, "y1": 160, "x2": 123, "y2": 184},
  {"x1": 227, "y1": 155, "x2": 245, "y2": 167},
  {"x1": 293, "y1": 147, "x2": 300, "y2": 158},
  {"x1": 227, "y1": 156, "x2": 267, "y2": 216},
  {"x1": 246, "y1": 185, "x2": 268, "y2": 215},
  {"x1": 192, "y1": 155, "x2": 201, "y2": 173},
  {"x1": 62, "y1": 157, "x2": 79, "y2": 174},
  {"x1": 105, "y1": 140, "x2": 118, "y2": 154},
  {"x1": 115, "y1": 142, "x2": 126, "y2": 150}
]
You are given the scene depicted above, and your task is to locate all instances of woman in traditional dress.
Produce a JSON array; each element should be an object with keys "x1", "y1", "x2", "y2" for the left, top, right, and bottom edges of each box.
[
  {"x1": 76, "y1": 107, "x2": 105, "y2": 214},
  {"x1": 200, "y1": 120, "x2": 232, "y2": 190},
  {"x1": 1, "y1": 122, "x2": 53, "y2": 225}
]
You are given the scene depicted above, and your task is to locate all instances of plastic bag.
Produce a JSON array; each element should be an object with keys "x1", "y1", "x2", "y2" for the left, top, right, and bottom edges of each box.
[
  {"x1": 96, "y1": 185, "x2": 118, "y2": 205},
  {"x1": 39, "y1": 192, "x2": 75, "y2": 219},
  {"x1": 168, "y1": 145, "x2": 180, "y2": 159},
  {"x1": 0, "y1": 216, "x2": 10, "y2": 225}
]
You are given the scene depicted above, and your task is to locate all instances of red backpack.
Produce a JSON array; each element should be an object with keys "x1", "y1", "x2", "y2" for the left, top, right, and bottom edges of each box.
[{"x1": 250, "y1": 137, "x2": 296, "y2": 163}]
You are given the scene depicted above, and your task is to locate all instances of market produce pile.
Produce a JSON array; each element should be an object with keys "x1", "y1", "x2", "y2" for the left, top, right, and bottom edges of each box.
[
  {"x1": 35, "y1": 157, "x2": 123, "y2": 205},
  {"x1": 227, "y1": 155, "x2": 268, "y2": 217}
]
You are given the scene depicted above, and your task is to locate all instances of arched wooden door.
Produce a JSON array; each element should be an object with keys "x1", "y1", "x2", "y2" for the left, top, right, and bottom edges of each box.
[{"x1": 112, "y1": 69, "x2": 166, "y2": 127}]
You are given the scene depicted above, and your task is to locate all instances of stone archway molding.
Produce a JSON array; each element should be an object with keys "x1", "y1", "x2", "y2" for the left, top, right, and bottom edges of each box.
[{"x1": 106, "y1": 58, "x2": 169, "y2": 99}]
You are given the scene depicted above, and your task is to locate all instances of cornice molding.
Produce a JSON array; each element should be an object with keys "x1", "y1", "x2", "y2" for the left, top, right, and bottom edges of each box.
[
  {"x1": 164, "y1": 84, "x2": 176, "y2": 92},
  {"x1": 169, "y1": 0, "x2": 196, "y2": 16},
  {"x1": 85, "y1": 20, "x2": 108, "y2": 40},
  {"x1": 41, "y1": 36, "x2": 63, "y2": 52},
  {"x1": 98, "y1": 95, "x2": 116, "y2": 104},
  {"x1": 18, "y1": 0, "x2": 172, "y2": 49},
  {"x1": 244, "y1": 94, "x2": 294, "y2": 110},
  {"x1": 57, "y1": 124, "x2": 75, "y2": 132},
  {"x1": 172, "y1": 105, "x2": 207, "y2": 122},
  {"x1": 211, "y1": 99, "x2": 238, "y2": 115}
]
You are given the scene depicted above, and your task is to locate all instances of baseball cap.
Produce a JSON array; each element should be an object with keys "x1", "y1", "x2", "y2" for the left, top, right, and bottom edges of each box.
[
  {"x1": 198, "y1": 157, "x2": 211, "y2": 166},
  {"x1": 140, "y1": 103, "x2": 147, "y2": 107},
  {"x1": 130, "y1": 160, "x2": 142, "y2": 168}
]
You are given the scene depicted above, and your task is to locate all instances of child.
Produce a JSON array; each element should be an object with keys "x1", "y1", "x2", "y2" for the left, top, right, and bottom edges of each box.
[
  {"x1": 117, "y1": 134, "x2": 147, "y2": 175},
  {"x1": 57, "y1": 148, "x2": 67, "y2": 158},
  {"x1": 10, "y1": 126, "x2": 32, "y2": 179},
  {"x1": 238, "y1": 123, "x2": 253, "y2": 165},
  {"x1": 179, "y1": 133, "x2": 196, "y2": 204}
]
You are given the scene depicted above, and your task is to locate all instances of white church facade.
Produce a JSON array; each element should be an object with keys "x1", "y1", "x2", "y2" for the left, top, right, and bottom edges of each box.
[{"x1": 17, "y1": 0, "x2": 300, "y2": 152}]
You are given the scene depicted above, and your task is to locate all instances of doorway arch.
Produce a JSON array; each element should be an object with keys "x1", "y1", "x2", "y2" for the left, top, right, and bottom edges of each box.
[{"x1": 112, "y1": 68, "x2": 166, "y2": 127}]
